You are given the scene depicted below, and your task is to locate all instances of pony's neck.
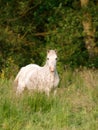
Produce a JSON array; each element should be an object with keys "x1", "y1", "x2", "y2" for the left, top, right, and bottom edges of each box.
[{"x1": 43, "y1": 62, "x2": 49, "y2": 69}]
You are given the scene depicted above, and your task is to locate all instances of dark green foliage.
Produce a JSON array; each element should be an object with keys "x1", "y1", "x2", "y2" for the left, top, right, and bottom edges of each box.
[{"x1": 0, "y1": 0, "x2": 98, "y2": 78}]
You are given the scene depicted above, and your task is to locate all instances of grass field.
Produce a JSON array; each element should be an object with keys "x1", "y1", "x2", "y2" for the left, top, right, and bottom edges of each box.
[{"x1": 0, "y1": 69, "x2": 98, "y2": 130}]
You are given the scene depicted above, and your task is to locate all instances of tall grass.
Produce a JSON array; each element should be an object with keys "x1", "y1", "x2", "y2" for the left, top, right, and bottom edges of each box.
[{"x1": 0, "y1": 69, "x2": 98, "y2": 130}]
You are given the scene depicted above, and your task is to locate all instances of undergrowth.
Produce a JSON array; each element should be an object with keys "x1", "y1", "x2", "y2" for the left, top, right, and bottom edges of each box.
[{"x1": 0, "y1": 69, "x2": 98, "y2": 130}]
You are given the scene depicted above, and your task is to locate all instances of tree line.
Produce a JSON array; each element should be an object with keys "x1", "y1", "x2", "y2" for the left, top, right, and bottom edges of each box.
[{"x1": 0, "y1": 0, "x2": 98, "y2": 78}]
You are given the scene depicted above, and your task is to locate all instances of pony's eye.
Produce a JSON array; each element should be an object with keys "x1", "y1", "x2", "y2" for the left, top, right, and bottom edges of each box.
[{"x1": 47, "y1": 58, "x2": 49, "y2": 60}]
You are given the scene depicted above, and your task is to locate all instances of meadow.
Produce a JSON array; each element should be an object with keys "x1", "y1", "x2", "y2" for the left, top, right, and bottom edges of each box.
[{"x1": 0, "y1": 68, "x2": 98, "y2": 130}]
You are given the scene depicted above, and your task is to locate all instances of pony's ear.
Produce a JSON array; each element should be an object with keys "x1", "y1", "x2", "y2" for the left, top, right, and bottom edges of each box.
[
  {"x1": 54, "y1": 49, "x2": 57, "y2": 53},
  {"x1": 47, "y1": 50, "x2": 50, "y2": 53}
]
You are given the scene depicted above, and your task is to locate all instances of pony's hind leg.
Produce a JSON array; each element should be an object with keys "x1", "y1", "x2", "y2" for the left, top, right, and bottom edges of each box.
[{"x1": 16, "y1": 82, "x2": 25, "y2": 95}]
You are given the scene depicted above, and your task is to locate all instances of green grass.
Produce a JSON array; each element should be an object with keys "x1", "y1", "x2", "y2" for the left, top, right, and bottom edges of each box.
[{"x1": 0, "y1": 69, "x2": 98, "y2": 130}]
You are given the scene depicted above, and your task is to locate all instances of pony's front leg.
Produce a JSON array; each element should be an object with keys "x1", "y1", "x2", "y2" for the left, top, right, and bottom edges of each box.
[{"x1": 45, "y1": 88, "x2": 50, "y2": 97}]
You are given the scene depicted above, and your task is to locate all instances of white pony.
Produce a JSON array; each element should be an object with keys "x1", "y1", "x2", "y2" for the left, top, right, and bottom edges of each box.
[{"x1": 14, "y1": 50, "x2": 59, "y2": 96}]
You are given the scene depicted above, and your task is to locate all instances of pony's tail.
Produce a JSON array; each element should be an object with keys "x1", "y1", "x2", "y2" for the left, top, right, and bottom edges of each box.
[
  {"x1": 14, "y1": 77, "x2": 18, "y2": 86},
  {"x1": 13, "y1": 72, "x2": 20, "y2": 93}
]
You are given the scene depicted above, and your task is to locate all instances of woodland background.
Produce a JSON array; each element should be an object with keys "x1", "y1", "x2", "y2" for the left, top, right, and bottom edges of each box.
[{"x1": 0, "y1": 0, "x2": 98, "y2": 78}]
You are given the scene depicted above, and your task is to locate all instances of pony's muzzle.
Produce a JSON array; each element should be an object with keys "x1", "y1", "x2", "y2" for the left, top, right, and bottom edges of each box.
[{"x1": 49, "y1": 67, "x2": 55, "y2": 72}]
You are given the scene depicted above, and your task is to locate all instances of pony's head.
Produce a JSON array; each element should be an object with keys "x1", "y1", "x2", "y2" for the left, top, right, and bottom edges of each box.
[{"x1": 46, "y1": 50, "x2": 58, "y2": 72}]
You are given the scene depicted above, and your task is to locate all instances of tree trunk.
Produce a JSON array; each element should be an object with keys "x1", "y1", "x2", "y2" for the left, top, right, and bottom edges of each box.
[{"x1": 80, "y1": 0, "x2": 97, "y2": 59}]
